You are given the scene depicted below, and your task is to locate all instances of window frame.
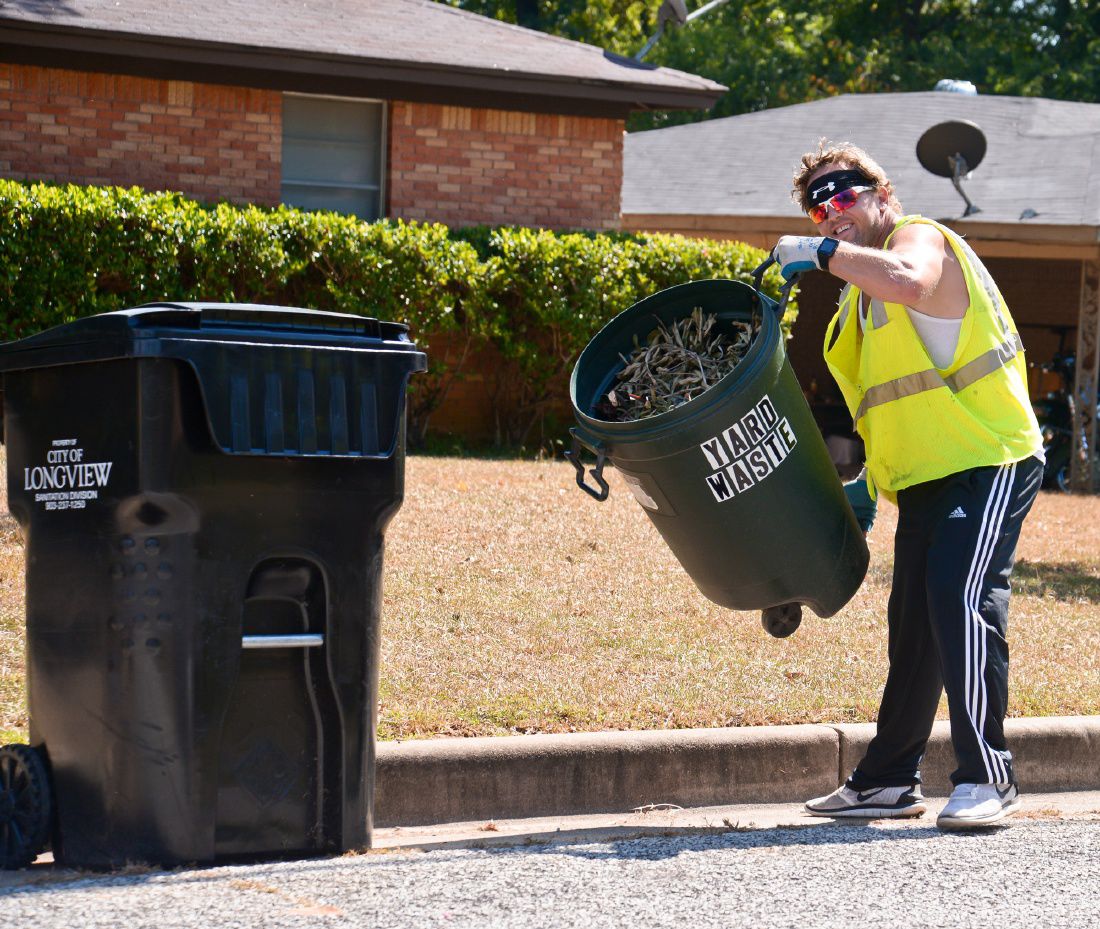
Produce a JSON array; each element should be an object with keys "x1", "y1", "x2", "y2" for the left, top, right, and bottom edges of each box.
[{"x1": 280, "y1": 91, "x2": 388, "y2": 220}]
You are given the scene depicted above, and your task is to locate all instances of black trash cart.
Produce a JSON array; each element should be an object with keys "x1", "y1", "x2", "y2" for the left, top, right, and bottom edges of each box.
[{"x1": 0, "y1": 303, "x2": 425, "y2": 869}]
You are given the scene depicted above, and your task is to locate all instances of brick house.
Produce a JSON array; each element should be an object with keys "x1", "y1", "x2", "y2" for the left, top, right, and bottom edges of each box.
[
  {"x1": 0, "y1": 0, "x2": 724, "y2": 444},
  {"x1": 0, "y1": 0, "x2": 723, "y2": 231}
]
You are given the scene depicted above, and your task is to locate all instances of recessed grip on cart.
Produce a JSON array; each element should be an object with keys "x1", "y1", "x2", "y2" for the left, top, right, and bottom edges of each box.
[
  {"x1": 241, "y1": 634, "x2": 324, "y2": 649},
  {"x1": 566, "y1": 429, "x2": 610, "y2": 501}
]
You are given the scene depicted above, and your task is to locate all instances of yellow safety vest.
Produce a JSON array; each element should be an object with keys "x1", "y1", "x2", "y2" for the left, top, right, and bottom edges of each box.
[{"x1": 823, "y1": 215, "x2": 1041, "y2": 500}]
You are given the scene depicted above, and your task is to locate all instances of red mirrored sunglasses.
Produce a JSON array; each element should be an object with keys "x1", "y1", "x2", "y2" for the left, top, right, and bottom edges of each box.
[{"x1": 808, "y1": 186, "x2": 874, "y2": 224}]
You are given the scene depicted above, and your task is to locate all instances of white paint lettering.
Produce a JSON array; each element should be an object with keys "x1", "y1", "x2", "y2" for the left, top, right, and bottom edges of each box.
[
  {"x1": 706, "y1": 470, "x2": 735, "y2": 502},
  {"x1": 777, "y1": 418, "x2": 797, "y2": 451},
  {"x1": 723, "y1": 422, "x2": 751, "y2": 456},
  {"x1": 727, "y1": 459, "x2": 756, "y2": 492},
  {"x1": 747, "y1": 448, "x2": 772, "y2": 479},
  {"x1": 756, "y1": 396, "x2": 779, "y2": 428},
  {"x1": 742, "y1": 411, "x2": 766, "y2": 443},
  {"x1": 700, "y1": 436, "x2": 730, "y2": 470},
  {"x1": 24, "y1": 439, "x2": 113, "y2": 510}
]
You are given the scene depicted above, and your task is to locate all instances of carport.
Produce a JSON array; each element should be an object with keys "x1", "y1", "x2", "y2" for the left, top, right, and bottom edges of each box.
[{"x1": 622, "y1": 91, "x2": 1100, "y2": 491}]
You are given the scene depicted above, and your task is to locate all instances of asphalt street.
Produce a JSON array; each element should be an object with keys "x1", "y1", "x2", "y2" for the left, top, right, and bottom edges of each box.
[{"x1": 4, "y1": 815, "x2": 1097, "y2": 929}]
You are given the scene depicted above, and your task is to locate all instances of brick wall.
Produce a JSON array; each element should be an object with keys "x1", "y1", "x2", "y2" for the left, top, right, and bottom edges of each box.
[
  {"x1": 388, "y1": 102, "x2": 623, "y2": 231},
  {"x1": 389, "y1": 101, "x2": 628, "y2": 440},
  {"x1": 0, "y1": 63, "x2": 281, "y2": 205}
]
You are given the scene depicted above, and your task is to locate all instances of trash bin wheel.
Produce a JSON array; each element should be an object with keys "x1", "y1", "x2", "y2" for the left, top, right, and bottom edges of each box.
[
  {"x1": 761, "y1": 603, "x2": 802, "y2": 638},
  {"x1": 0, "y1": 744, "x2": 52, "y2": 869}
]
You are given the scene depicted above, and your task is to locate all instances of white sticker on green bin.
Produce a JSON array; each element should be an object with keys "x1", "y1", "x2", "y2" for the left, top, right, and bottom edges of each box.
[
  {"x1": 699, "y1": 395, "x2": 798, "y2": 502},
  {"x1": 620, "y1": 472, "x2": 660, "y2": 511}
]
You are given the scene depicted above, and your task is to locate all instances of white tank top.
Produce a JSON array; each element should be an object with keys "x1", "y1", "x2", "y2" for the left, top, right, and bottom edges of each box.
[
  {"x1": 858, "y1": 299, "x2": 962, "y2": 370},
  {"x1": 904, "y1": 306, "x2": 963, "y2": 369}
]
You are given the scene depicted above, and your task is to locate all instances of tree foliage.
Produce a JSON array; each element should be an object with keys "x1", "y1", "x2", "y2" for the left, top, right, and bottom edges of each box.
[{"x1": 445, "y1": 1, "x2": 1100, "y2": 130}]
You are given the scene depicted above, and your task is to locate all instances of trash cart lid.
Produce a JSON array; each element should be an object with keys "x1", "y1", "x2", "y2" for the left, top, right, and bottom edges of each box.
[
  {"x1": 0, "y1": 303, "x2": 428, "y2": 459},
  {"x1": 0, "y1": 303, "x2": 423, "y2": 370}
]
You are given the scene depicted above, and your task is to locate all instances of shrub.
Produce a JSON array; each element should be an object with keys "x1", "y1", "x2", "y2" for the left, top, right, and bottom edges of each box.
[
  {"x1": 474, "y1": 227, "x2": 795, "y2": 446},
  {"x1": 0, "y1": 180, "x2": 484, "y2": 440},
  {"x1": 0, "y1": 179, "x2": 794, "y2": 448}
]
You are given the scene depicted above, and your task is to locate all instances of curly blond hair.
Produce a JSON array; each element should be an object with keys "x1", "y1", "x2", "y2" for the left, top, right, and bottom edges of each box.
[{"x1": 792, "y1": 140, "x2": 903, "y2": 214}]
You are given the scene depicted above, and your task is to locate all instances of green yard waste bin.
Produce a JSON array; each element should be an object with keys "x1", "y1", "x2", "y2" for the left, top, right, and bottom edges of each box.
[
  {"x1": 0, "y1": 302, "x2": 425, "y2": 869},
  {"x1": 568, "y1": 279, "x2": 868, "y2": 633}
]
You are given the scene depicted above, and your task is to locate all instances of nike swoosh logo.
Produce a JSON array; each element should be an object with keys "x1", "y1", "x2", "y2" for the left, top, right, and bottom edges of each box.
[{"x1": 855, "y1": 788, "x2": 887, "y2": 802}]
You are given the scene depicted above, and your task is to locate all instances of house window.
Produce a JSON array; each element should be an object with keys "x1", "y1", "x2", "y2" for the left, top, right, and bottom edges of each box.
[{"x1": 281, "y1": 94, "x2": 385, "y2": 219}]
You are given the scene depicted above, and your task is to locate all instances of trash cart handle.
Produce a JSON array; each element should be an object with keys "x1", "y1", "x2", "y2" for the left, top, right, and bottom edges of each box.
[
  {"x1": 200, "y1": 306, "x2": 384, "y2": 339},
  {"x1": 242, "y1": 634, "x2": 324, "y2": 649},
  {"x1": 751, "y1": 254, "x2": 775, "y2": 295},
  {"x1": 566, "y1": 429, "x2": 610, "y2": 501},
  {"x1": 750, "y1": 256, "x2": 801, "y2": 319}
]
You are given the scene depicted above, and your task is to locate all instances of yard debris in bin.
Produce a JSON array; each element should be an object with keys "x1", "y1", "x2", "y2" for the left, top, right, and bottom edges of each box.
[{"x1": 595, "y1": 307, "x2": 759, "y2": 422}]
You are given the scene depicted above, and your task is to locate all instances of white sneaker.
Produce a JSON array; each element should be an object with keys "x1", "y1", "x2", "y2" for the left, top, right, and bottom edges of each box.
[
  {"x1": 805, "y1": 784, "x2": 927, "y2": 818},
  {"x1": 937, "y1": 783, "x2": 1021, "y2": 830}
]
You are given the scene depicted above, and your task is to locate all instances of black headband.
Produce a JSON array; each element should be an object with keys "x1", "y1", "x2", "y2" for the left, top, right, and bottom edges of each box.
[{"x1": 807, "y1": 170, "x2": 874, "y2": 206}]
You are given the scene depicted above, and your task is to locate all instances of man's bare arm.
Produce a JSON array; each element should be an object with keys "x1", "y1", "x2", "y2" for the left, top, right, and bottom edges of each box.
[{"x1": 826, "y1": 224, "x2": 968, "y2": 319}]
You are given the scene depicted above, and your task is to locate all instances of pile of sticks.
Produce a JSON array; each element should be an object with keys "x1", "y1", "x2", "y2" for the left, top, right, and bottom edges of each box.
[{"x1": 595, "y1": 308, "x2": 758, "y2": 422}]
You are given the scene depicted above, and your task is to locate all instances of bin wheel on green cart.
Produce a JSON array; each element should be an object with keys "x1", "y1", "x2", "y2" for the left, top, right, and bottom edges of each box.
[
  {"x1": 761, "y1": 603, "x2": 802, "y2": 638},
  {"x1": 0, "y1": 744, "x2": 53, "y2": 869}
]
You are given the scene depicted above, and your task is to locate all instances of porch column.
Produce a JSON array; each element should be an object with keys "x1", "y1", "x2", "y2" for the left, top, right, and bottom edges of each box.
[{"x1": 1070, "y1": 258, "x2": 1100, "y2": 492}]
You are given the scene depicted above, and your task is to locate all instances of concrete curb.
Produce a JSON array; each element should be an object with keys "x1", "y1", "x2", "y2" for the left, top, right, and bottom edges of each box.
[
  {"x1": 374, "y1": 715, "x2": 1100, "y2": 827},
  {"x1": 837, "y1": 715, "x2": 1100, "y2": 797}
]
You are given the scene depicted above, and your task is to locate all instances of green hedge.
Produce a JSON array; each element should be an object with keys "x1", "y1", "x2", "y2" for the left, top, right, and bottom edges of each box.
[{"x1": 0, "y1": 180, "x2": 795, "y2": 447}]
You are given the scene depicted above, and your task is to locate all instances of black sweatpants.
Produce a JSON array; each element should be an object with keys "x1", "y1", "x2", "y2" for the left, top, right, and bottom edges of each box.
[{"x1": 848, "y1": 456, "x2": 1043, "y2": 789}]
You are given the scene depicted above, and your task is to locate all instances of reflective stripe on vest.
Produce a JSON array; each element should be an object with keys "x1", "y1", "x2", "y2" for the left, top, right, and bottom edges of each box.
[{"x1": 853, "y1": 332, "x2": 1024, "y2": 422}]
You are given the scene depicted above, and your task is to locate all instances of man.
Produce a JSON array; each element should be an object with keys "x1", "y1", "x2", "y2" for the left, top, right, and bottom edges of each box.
[{"x1": 771, "y1": 142, "x2": 1044, "y2": 830}]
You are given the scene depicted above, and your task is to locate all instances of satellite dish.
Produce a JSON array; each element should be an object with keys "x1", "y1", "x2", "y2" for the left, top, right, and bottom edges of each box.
[
  {"x1": 916, "y1": 120, "x2": 987, "y2": 217},
  {"x1": 657, "y1": 0, "x2": 689, "y2": 28}
]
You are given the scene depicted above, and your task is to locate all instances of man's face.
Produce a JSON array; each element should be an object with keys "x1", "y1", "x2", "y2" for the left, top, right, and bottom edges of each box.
[{"x1": 805, "y1": 164, "x2": 890, "y2": 248}]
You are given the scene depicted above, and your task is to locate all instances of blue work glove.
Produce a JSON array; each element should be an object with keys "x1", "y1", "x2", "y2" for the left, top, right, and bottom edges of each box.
[
  {"x1": 843, "y1": 475, "x2": 877, "y2": 534},
  {"x1": 771, "y1": 235, "x2": 827, "y2": 280}
]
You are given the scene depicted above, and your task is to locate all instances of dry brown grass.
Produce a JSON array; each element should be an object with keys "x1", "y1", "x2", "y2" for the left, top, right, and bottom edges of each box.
[
  {"x1": 1, "y1": 453, "x2": 1097, "y2": 744},
  {"x1": 376, "y1": 456, "x2": 1100, "y2": 739},
  {"x1": 0, "y1": 450, "x2": 24, "y2": 744}
]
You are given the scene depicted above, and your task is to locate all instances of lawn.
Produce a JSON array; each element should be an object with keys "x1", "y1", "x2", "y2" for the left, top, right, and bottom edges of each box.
[{"x1": 1, "y1": 454, "x2": 1098, "y2": 744}]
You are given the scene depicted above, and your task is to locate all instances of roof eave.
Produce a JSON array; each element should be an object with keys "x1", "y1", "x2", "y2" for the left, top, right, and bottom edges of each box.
[
  {"x1": 942, "y1": 218, "x2": 1100, "y2": 245},
  {"x1": 624, "y1": 212, "x2": 1100, "y2": 259},
  {"x1": 622, "y1": 212, "x2": 1100, "y2": 244},
  {"x1": 0, "y1": 19, "x2": 725, "y2": 117}
]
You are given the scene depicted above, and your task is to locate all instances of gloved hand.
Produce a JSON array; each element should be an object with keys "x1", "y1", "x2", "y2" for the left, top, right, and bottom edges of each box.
[
  {"x1": 771, "y1": 235, "x2": 827, "y2": 280},
  {"x1": 843, "y1": 475, "x2": 877, "y2": 534}
]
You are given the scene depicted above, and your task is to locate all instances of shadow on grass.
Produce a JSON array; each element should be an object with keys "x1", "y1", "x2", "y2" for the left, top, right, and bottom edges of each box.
[
  {"x1": 1014, "y1": 560, "x2": 1100, "y2": 604},
  {"x1": 408, "y1": 425, "x2": 575, "y2": 462},
  {"x1": 408, "y1": 442, "x2": 564, "y2": 462}
]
